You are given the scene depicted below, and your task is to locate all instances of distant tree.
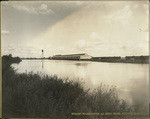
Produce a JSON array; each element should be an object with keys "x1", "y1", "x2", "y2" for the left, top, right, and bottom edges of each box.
[{"x1": 8, "y1": 54, "x2": 12, "y2": 58}]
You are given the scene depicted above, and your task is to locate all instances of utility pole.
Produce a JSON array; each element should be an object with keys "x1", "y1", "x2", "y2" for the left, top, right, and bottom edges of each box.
[
  {"x1": 42, "y1": 49, "x2": 44, "y2": 59},
  {"x1": 42, "y1": 49, "x2": 44, "y2": 70}
]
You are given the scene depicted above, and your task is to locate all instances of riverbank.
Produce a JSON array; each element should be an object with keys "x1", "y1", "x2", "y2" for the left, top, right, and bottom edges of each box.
[
  {"x1": 22, "y1": 58, "x2": 149, "y2": 64},
  {"x1": 2, "y1": 55, "x2": 148, "y2": 118},
  {"x1": 51, "y1": 59, "x2": 149, "y2": 64}
]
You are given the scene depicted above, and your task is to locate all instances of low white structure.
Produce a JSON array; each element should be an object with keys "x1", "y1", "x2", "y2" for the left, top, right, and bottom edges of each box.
[{"x1": 52, "y1": 53, "x2": 92, "y2": 60}]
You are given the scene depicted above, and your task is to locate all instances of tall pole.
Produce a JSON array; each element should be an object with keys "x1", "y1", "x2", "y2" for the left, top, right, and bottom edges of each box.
[
  {"x1": 42, "y1": 49, "x2": 44, "y2": 59},
  {"x1": 42, "y1": 49, "x2": 44, "y2": 70}
]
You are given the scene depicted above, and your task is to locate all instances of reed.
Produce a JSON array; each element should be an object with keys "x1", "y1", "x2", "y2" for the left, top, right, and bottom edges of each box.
[{"x1": 2, "y1": 55, "x2": 147, "y2": 118}]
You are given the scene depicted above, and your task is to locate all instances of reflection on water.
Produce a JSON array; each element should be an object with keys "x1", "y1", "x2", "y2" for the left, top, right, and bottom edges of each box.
[
  {"x1": 74, "y1": 63, "x2": 89, "y2": 66},
  {"x1": 12, "y1": 60, "x2": 149, "y2": 107}
]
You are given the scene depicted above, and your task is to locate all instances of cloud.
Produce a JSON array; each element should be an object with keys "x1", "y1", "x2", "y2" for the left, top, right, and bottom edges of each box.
[
  {"x1": 27, "y1": 1, "x2": 148, "y2": 57},
  {"x1": 116, "y1": 5, "x2": 132, "y2": 19},
  {"x1": 143, "y1": 3, "x2": 148, "y2": 9},
  {"x1": 11, "y1": 3, "x2": 54, "y2": 15},
  {"x1": 1, "y1": 44, "x2": 43, "y2": 57},
  {"x1": 105, "y1": 5, "x2": 132, "y2": 25},
  {"x1": 38, "y1": 4, "x2": 54, "y2": 14},
  {"x1": 134, "y1": 4, "x2": 138, "y2": 8},
  {"x1": 39, "y1": 4, "x2": 48, "y2": 11},
  {"x1": 1, "y1": 30, "x2": 10, "y2": 35},
  {"x1": 74, "y1": 40, "x2": 97, "y2": 53},
  {"x1": 143, "y1": 28, "x2": 149, "y2": 32},
  {"x1": 75, "y1": 40, "x2": 88, "y2": 50},
  {"x1": 12, "y1": 3, "x2": 38, "y2": 14},
  {"x1": 90, "y1": 32, "x2": 101, "y2": 40},
  {"x1": 74, "y1": 36, "x2": 104, "y2": 52}
]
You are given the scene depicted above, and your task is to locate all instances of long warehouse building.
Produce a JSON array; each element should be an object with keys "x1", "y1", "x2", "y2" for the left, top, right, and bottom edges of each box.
[{"x1": 52, "y1": 53, "x2": 92, "y2": 60}]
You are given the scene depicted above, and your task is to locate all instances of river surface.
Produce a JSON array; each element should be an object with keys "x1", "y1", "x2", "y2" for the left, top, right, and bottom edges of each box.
[{"x1": 12, "y1": 60, "x2": 149, "y2": 107}]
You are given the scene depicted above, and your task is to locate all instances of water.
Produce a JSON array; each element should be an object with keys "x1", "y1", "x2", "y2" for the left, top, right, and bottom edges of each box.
[{"x1": 12, "y1": 60, "x2": 149, "y2": 107}]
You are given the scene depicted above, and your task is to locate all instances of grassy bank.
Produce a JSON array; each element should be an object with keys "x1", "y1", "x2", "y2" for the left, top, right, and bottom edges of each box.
[{"x1": 2, "y1": 55, "x2": 148, "y2": 118}]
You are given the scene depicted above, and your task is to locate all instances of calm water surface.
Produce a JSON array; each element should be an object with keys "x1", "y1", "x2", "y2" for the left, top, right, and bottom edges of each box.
[{"x1": 12, "y1": 60, "x2": 149, "y2": 106}]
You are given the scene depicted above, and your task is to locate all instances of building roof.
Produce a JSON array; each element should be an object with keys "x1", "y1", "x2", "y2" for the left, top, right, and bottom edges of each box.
[{"x1": 54, "y1": 53, "x2": 88, "y2": 57}]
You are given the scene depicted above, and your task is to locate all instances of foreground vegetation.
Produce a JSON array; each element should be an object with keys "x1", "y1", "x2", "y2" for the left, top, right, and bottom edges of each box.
[{"x1": 2, "y1": 55, "x2": 148, "y2": 118}]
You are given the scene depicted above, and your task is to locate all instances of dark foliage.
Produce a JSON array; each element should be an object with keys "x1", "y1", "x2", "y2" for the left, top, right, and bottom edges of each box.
[{"x1": 2, "y1": 55, "x2": 147, "y2": 118}]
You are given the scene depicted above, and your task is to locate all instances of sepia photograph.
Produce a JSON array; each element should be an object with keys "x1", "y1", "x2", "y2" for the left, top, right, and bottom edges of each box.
[{"x1": 1, "y1": 0, "x2": 149, "y2": 118}]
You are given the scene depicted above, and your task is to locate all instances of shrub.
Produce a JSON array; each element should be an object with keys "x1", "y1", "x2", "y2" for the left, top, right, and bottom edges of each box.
[{"x1": 2, "y1": 56, "x2": 148, "y2": 118}]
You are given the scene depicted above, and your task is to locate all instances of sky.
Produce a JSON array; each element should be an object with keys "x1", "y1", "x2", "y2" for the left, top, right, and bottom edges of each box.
[{"x1": 1, "y1": 1, "x2": 149, "y2": 58}]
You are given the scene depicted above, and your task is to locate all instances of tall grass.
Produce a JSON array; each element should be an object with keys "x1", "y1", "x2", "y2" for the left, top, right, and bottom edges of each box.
[{"x1": 2, "y1": 56, "x2": 147, "y2": 118}]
